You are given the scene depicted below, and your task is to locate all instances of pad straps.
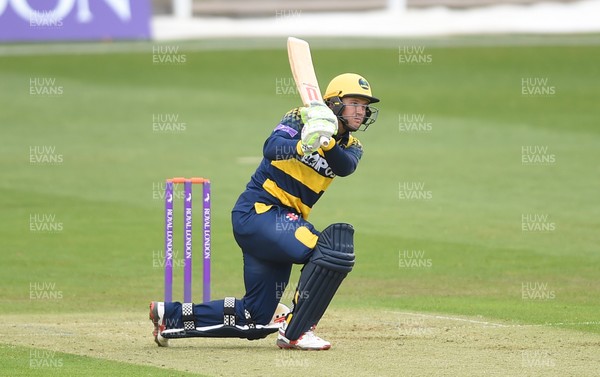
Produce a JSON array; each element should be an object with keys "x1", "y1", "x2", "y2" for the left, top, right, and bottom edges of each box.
[
  {"x1": 223, "y1": 297, "x2": 255, "y2": 328},
  {"x1": 244, "y1": 309, "x2": 256, "y2": 329},
  {"x1": 182, "y1": 303, "x2": 195, "y2": 330},
  {"x1": 223, "y1": 297, "x2": 236, "y2": 326}
]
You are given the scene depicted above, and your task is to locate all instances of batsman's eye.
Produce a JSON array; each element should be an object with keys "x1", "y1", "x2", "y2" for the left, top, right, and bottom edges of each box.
[{"x1": 350, "y1": 104, "x2": 368, "y2": 113}]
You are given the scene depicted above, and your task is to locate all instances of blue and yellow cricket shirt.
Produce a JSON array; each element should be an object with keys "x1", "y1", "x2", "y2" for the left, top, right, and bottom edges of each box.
[{"x1": 233, "y1": 108, "x2": 363, "y2": 219}]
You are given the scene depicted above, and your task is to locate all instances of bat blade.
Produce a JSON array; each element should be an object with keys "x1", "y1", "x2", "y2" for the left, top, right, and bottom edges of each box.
[{"x1": 287, "y1": 37, "x2": 330, "y2": 147}]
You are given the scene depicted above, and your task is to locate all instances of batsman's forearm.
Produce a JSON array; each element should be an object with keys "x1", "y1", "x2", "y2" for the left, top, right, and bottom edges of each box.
[{"x1": 323, "y1": 145, "x2": 358, "y2": 177}]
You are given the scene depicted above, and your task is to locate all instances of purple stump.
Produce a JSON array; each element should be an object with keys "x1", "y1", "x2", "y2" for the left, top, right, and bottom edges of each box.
[
  {"x1": 164, "y1": 180, "x2": 174, "y2": 302},
  {"x1": 183, "y1": 180, "x2": 193, "y2": 303},
  {"x1": 202, "y1": 181, "x2": 211, "y2": 302}
]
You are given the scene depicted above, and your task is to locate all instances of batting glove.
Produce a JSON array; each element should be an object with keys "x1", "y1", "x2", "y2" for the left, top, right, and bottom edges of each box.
[{"x1": 300, "y1": 102, "x2": 338, "y2": 154}]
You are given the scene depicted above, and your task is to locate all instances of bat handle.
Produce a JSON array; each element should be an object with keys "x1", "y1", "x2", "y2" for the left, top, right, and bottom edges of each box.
[{"x1": 320, "y1": 136, "x2": 330, "y2": 147}]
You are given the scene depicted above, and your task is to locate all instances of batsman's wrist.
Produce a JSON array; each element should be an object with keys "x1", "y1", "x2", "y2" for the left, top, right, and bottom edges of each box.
[
  {"x1": 296, "y1": 140, "x2": 305, "y2": 156},
  {"x1": 321, "y1": 138, "x2": 336, "y2": 151}
]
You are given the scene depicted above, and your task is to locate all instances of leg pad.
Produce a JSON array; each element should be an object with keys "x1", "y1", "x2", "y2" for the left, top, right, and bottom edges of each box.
[{"x1": 284, "y1": 223, "x2": 355, "y2": 341}]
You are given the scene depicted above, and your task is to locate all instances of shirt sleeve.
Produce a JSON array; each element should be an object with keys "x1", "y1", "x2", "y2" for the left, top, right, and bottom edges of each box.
[
  {"x1": 323, "y1": 136, "x2": 363, "y2": 177},
  {"x1": 263, "y1": 133, "x2": 299, "y2": 161},
  {"x1": 263, "y1": 114, "x2": 303, "y2": 161}
]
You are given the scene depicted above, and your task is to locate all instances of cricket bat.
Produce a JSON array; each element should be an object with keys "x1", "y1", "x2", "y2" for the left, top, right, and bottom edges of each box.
[{"x1": 287, "y1": 37, "x2": 330, "y2": 147}]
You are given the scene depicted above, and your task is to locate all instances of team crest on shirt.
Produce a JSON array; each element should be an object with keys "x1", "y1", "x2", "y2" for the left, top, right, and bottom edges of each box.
[{"x1": 285, "y1": 212, "x2": 299, "y2": 221}]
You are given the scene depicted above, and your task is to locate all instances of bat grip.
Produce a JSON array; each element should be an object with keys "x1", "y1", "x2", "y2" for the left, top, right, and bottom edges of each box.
[{"x1": 320, "y1": 136, "x2": 330, "y2": 147}]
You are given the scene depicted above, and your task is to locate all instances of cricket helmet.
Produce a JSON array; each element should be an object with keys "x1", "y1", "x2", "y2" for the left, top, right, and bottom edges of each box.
[
  {"x1": 324, "y1": 73, "x2": 379, "y2": 104},
  {"x1": 323, "y1": 73, "x2": 379, "y2": 131}
]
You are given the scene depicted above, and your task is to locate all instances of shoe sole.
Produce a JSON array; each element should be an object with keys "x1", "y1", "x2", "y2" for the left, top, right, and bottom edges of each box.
[{"x1": 276, "y1": 338, "x2": 331, "y2": 351}]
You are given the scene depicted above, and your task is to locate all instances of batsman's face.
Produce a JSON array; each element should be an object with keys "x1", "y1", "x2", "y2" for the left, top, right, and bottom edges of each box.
[{"x1": 341, "y1": 97, "x2": 370, "y2": 131}]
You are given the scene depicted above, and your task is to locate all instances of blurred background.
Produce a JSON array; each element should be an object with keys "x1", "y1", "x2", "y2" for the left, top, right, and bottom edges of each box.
[{"x1": 1, "y1": 0, "x2": 599, "y2": 42}]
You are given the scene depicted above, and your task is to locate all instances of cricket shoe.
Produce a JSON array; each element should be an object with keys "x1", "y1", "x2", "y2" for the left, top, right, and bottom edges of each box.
[
  {"x1": 149, "y1": 301, "x2": 169, "y2": 347},
  {"x1": 276, "y1": 322, "x2": 331, "y2": 351}
]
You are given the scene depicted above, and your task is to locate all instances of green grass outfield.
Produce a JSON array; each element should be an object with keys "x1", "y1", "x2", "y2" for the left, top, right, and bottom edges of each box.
[{"x1": 1, "y1": 35, "x2": 599, "y2": 376}]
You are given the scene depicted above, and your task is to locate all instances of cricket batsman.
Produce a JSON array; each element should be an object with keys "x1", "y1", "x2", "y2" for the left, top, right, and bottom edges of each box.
[{"x1": 150, "y1": 73, "x2": 380, "y2": 350}]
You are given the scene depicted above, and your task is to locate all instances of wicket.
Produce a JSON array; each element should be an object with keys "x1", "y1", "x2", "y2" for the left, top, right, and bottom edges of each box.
[{"x1": 164, "y1": 177, "x2": 211, "y2": 303}]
